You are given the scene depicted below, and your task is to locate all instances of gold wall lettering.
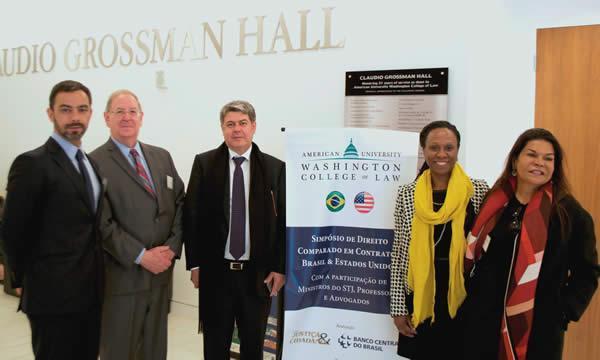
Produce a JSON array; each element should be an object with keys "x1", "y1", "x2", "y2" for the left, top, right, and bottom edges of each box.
[{"x1": 0, "y1": 7, "x2": 344, "y2": 77}]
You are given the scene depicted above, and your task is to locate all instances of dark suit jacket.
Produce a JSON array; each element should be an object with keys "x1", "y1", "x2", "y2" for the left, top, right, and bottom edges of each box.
[
  {"x1": 91, "y1": 139, "x2": 184, "y2": 295},
  {"x1": 183, "y1": 142, "x2": 285, "y2": 320},
  {"x1": 463, "y1": 195, "x2": 598, "y2": 360},
  {"x1": 1, "y1": 137, "x2": 104, "y2": 315}
]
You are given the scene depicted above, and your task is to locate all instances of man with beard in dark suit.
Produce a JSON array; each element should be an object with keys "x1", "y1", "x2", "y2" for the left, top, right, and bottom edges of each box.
[
  {"x1": 1, "y1": 80, "x2": 104, "y2": 360},
  {"x1": 184, "y1": 100, "x2": 285, "y2": 360}
]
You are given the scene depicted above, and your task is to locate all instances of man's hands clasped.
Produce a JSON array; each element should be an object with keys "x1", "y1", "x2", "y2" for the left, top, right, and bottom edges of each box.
[{"x1": 140, "y1": 245, "x2": 175, "y2": 274}]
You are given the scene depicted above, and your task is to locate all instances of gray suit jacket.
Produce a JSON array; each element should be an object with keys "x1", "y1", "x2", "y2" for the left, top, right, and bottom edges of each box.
[{"x1": 91, "y1": 139, "x2": 184, "y2": 295}]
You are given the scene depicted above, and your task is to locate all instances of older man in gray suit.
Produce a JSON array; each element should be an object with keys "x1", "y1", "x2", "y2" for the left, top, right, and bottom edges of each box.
[{"x1": 91, "y1": 89, "x2": 184, "y2": 360}]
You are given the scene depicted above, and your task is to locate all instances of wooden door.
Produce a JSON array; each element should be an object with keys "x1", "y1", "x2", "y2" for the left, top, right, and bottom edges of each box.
[{"x1": 536, "y1": 24, "x2": 600, "y2": 360}]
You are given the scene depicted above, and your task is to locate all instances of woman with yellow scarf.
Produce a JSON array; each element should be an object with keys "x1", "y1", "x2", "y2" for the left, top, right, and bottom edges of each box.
[{"x1": 390, "y1": 121, "x2": 488, "y2": 359}]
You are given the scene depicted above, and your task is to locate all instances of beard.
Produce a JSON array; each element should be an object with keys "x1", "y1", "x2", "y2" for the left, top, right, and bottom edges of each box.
[{"x1": 54, "y1": 121, "x2": 87, "y2": 142}]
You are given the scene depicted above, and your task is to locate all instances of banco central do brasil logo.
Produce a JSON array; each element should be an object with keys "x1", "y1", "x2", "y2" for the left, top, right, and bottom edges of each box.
[
  {"x1": 338, "y1": 334, "x2": 352, "y2": 349},
  {"x1": 326, "y1": 191, "x2": 345, "y2": 212}
]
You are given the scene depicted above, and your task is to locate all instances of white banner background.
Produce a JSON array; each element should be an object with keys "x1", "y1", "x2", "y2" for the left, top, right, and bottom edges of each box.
[{"x1": 283, "y1": 128, "x2": 418, "y2": 359}]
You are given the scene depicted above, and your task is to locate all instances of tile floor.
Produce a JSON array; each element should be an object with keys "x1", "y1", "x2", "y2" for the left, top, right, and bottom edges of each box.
[{"x1": 0, "y1": 291, "x2": 203, "y2": 359}]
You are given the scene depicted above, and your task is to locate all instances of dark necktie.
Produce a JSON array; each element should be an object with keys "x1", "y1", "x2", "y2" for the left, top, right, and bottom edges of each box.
[
  {"x1": 130, "y1": 148, "x2": 155, "y2": 197},
  {"x1": 230, "y1": 156, "x2": 246, "y2": 260},
  {"x1": 75, "y1": 150, "x2": 95, "y2": 212}
]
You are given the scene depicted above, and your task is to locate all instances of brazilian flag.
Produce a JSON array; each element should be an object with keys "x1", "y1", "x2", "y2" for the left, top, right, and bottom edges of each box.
[{"x1": 326, "y1": 191, "x2": 345, "y2": 212}]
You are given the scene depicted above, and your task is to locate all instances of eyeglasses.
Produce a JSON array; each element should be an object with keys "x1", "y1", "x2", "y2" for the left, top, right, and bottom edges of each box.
[
  {"x1": 509, "y1": 206, "x2": 523, "y2": 231},
  {"x1": 111, "y1": 109, "x2": 140, "y2": 117}
]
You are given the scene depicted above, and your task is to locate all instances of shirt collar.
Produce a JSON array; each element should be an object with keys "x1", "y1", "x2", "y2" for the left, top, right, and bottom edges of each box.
[
  {"x1": 228, "y1": 145, "x2": 252, "y2": 161},
  {"x1": 51, "y1": 132, "x2": 82, "y2": 161},
  {"x1": 111, "y1": 137, "x2": 141, "y2": 156}
]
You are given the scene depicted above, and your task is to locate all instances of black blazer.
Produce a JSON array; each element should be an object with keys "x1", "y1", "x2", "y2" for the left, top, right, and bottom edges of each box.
[
  {"x1": 1, "y1": 137, "x2": 104, "y2": 315},
  {"x1": 183, "y1": 142, "x2": 285, "y2": 300},
  {"x1": 463, "y1": 195, "x2": 598, "y2": 360}
]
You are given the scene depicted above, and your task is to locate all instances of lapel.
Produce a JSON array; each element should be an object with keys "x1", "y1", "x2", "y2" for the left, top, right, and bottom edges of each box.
[
  {"x1": 46, "y1": 137, "x2": 95, "y2": 215},
  {"x1": 213, "y1": 143, "x2": 230, "y2": 226},
  {"x1": 88, "y1": 156, "x2": 106, "y2": 219},
  {"x1": 249, "y1": 143, "x2": 266, "y2": 251},
  {"x1": 105, "y1": 139, "x2": 156, "y2": 200}
]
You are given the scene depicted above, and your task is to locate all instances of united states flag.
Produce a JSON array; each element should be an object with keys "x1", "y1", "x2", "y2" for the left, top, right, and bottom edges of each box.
[{"x1": 354, "y1": 191, "x2": 375, "y2": 213}]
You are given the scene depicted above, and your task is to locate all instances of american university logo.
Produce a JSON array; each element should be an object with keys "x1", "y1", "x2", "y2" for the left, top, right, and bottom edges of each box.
[{"x1": 298, "y1": 139, "x2": 403, "y2": 183}]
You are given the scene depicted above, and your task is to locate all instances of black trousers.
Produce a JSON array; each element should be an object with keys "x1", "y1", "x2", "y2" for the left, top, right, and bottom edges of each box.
[
  {"x1": 27, "y1": 306, "x2": 100, "y2": 360},
  {"x1": 397, "y1": 260, "x2": 463, "y2": 360},
  {"x1": 202, "y1": 266, "x2": 271, "y2": 360}
]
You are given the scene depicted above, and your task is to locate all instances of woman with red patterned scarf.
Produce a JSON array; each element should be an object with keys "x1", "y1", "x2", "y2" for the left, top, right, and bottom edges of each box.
[{"x1": 462, "y1": 128, "x2": 599, "y2": 359}]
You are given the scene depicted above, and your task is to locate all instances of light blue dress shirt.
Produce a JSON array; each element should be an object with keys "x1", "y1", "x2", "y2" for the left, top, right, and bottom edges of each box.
[
  {"x1": 110, "y1": 137, "x2": 155, "y2": 191},
  {"x1": 51, "y1": 132, "x2": 100, "y2": 210},
  {"x1": 110, "y1": 137, "x2": 156, "y2": 264}
]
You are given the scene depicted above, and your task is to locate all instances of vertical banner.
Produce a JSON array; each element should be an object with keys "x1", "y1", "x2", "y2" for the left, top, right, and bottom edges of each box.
[{"x1": 283, "y1": 128, "x2": 418, "y2": 359}]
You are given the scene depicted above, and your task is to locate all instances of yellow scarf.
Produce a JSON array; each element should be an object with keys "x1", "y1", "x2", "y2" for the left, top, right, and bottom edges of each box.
[{"x1": 408, "y1": 163, "x2": 473, "y2": 326}]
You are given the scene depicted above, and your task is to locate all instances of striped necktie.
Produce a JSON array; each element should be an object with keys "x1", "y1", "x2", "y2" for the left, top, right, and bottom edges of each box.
[{"x1": 130, "y1": 148, "x2": 155, "y2": 196}]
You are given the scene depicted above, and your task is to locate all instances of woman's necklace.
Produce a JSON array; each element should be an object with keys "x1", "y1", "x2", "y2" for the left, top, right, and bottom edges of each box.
[
  {"x1": 433, "y1": 191, "x2": 447, "y2": 246},
  {"x1": 432, "y1": 190, "x2": 446, "y2": 206},
  {"x1": 434, "y1": 223, "x2": 448, "y2": 247}
]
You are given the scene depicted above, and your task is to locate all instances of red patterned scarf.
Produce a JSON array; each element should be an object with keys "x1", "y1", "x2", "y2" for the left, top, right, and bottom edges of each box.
[{"x1": 465, "y1": 177, "x2": 552, "y2": 360}]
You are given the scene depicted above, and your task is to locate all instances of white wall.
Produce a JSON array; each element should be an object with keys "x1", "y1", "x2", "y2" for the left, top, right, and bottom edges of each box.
[{"x1": 2, "y1": 0, "x2": 600, "y2": 307}]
